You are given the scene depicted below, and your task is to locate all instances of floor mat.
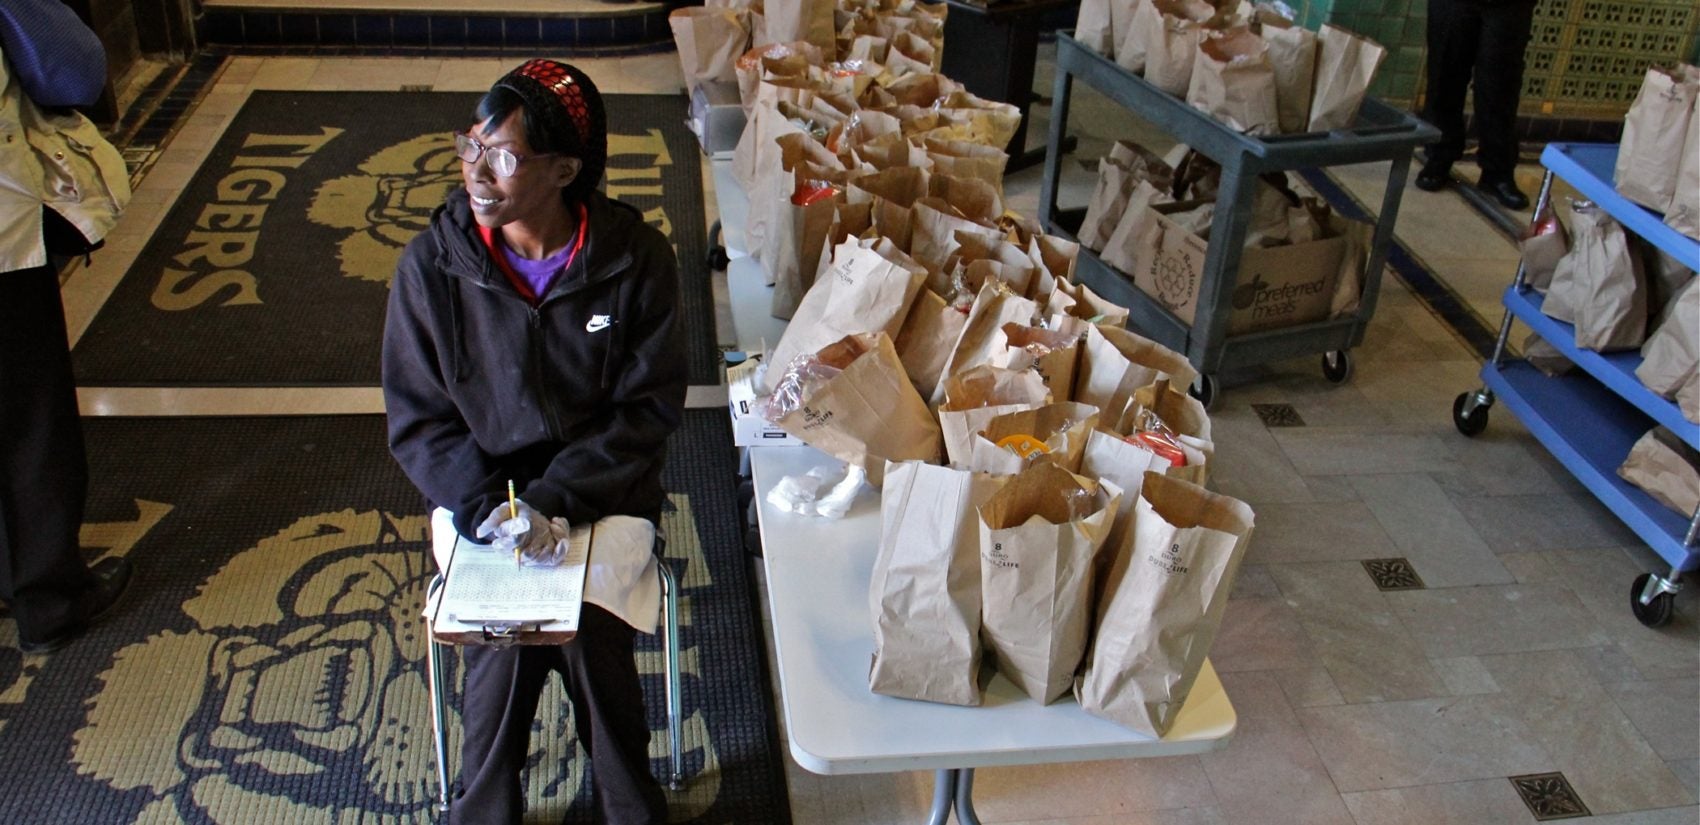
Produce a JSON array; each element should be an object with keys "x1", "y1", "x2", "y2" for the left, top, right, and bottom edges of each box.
[
  {"x1": 73, "y1": 90, "x2": 719, "y2": 387},
  {"x1": 0, "y1": 412, "x2": 787, "y2": 823}
]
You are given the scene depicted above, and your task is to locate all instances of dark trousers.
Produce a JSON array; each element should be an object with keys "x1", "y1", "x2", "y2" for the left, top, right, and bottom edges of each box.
[
  {"x1": 1422, "y1": 0, "x2": 1535, "y2": 179},
  {"x1": 0, "y1": 264, "x2": 95, "y2": 645},
  {"x1": 452, "y1": 604, "x2": 667, "y2": 825}
]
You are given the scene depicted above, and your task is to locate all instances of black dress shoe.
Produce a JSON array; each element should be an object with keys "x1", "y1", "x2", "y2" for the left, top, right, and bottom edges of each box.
[
  {"x1": 1414, "y1": 161, "x2": 1452, "y2": 192},
  {"x1": 18, "y1": 557, "x2": 134, "y2": 655},
  {"x1": 1481, "y1": 177, "x2": 1530, "y2": 210}
]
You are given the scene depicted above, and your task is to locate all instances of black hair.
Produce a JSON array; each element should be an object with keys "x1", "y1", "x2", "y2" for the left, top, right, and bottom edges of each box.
[{"x1": 472, "y1": 64, "x2": 606, "y2": 204}]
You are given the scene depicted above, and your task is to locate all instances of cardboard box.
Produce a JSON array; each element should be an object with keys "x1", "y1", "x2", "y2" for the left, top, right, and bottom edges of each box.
[
  {"x1": 688, "y1": 81, "x2": 747, "y2": 157},
  {"x1": 728, "y1": 354, "x2": 805, "y2": 447},
  {"x1": 1130, "y1": 203, "x2": 1352, "y2": 335}
]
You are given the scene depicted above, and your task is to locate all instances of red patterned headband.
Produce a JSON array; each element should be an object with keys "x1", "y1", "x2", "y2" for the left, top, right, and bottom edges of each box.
[{"x1": 511, "y1": 59, "x2": 592, "y2": 142}]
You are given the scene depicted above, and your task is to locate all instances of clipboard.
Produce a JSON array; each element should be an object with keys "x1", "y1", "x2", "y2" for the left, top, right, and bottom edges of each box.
[{"x1": 429, "y1": 523, "x2": 592, "y2": 647}]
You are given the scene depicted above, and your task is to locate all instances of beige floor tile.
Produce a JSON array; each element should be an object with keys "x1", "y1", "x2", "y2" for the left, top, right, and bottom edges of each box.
[
  {"x1": 1539, "y1": 549, "x2": 1700, "y2": 682},
  {"x1": 1271, "y1": 667, "x2": 1344, "y2": 708},
  {"x1": 1266, "y1": 562, "x2": 1448, "y2": 704},
  {"x1": 1341, "y1": 779, "x2": 1537, "y2": 825},
  {"x1": 307, "y1": 58, "x2": 446, "y2": 90},
  {"x1": 1240, "y1": 501, "x2": 1399, "y2": 564},
  {"x1": 1605, "y1": 678, "x2": 1700, "y2": 762},
  {"x1": 1349, "y1": 359, "x2": 1485, "y2": 425},
  {"x1": 1387, "y1": 585, "x2": 1610, "y2": 659},
  {"x1": 1579, "y1": 806, "x2": 1700, "y2": 825},
  {"x1": 249, "y1": 57, "x2": 323, "y2": 90},
  {"x1": 1209, "y1": 597, "x2": 1317, "y2": 673},
  {"x1": 1447, "y1": 490, "x2": 1643, "y2": 553},
  {"x1": 1196, "y1": 672, "x2": 1355, "y2": 825},
  {"x1": 1497, "y1": 551, "x2": 1560, "y2": 585},
  {"x1": 1429, "y1": 426, "x2": 1567, "y2": 500},
  {"x1": 1271, "y1": 426, "x2": 1461, "y2": 477},
  {"x1": 1669, "y1": 760, "x2": 1700, "y2": 800},
  {"x1": 432, "y1": 59, "x2": 513, "y2": 92},
  {"x1": 1200, "y1": 416, "x2": 1327, "y2": 506},
  {"x1": 782, "y1": 762, "x2": 932, "y2": 825},
  {"x1": 1228, "y1": 564, "x2": 1281, "y2": 600},
  {"x1": 995, "y1": 809, "x2": 1228, "y2": 825},
  {"x1": 1297, "y1": 695, "x2": 1550, "y2": 792},
  {"x1": 1430, "y1": 656, "x2": 1502, "y2": 696},
  {"x1": 1481, "y1": 650, "x2": 1695, "y2": 813},
  {"x1": 1349, "y1": 474, "x2": 1514, "y2": 588},
  {"x1": 966, "y1": 757, "x2": 1216, "y2": 822}
]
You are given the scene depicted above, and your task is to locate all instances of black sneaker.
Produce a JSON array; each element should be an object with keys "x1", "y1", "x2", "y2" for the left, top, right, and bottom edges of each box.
[
  {"x1": 1415, "y1": 161, "x2": 1452, "y2": 192},
  {"x1": 18, "y1": 557, "x2": 134, "y2": 655}
]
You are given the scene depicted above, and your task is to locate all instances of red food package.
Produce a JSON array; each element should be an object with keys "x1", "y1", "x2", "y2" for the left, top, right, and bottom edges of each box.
[
  {"x1": 1127, "y1": 408, "x2": 1188, "y2": 467},
  {"x1": 792, "y1": 179, "x2": 841, "y2": 206}
]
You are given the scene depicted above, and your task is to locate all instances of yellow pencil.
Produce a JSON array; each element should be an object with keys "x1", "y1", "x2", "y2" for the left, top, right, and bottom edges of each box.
[{"x1": 507, "y1": 480, "x2": 519, "y2": 567}]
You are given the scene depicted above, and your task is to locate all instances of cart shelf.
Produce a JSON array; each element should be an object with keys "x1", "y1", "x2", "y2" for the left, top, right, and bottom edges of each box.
[
  {"x1": 1502, "y1": 285, "x2": 1700, "y2": 449},
  {"x1": 1457, "y1": 142, "x2": 1699, "y2": 626},
  {"x1": 1482, "y1": 361, "x2": 1697, "y2": 575},
  {"x1": 1039, "y1": 32, "x2": 1437, "y2": 405}
]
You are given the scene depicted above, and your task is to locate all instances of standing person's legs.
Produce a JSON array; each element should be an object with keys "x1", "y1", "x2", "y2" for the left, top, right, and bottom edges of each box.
[
  {"x1": 454, "y1": 645, "x2": 554, "y2": 825},
  {"x1": 1419, "y1": 0, "x2": 1482, "y2": 188},
  {"x1": 559, "y1": 604, "x2": 667, "y2": 825},
  {"x1": 1472, "y1": 0, "x2": 1536, "y2": 206},
  {"x1": 0, "y1": 264, "x2": 125, "y2": 652}
]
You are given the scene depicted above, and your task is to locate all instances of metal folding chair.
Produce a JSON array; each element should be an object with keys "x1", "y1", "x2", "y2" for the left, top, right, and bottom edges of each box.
[{"x1": 426, "y1": 540, "x2": 686, "y2": 817}]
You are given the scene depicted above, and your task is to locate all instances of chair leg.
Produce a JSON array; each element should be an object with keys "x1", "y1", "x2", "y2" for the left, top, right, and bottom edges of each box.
[
  {"x1": 658, "y1": 560, "x2": 686, "y2": 791},
  {"x1": 425, "y1": 571, "x2": 452, "y2": 816}
]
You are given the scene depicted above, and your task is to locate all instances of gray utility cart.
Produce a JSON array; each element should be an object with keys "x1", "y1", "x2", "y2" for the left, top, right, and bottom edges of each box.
[{"x1": 1038, "y1": 32, "x2": 1440, "y2": 408}]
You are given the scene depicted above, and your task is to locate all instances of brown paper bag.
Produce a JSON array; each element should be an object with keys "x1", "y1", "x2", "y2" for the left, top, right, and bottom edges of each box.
[
  {"x1": 1541, "y1": 203, "x2": 1646, "y2": 351},
  {"x1": 774, "y1": 332, "x2": 942, "y2": 486},
  {"x1": 925, "y1": 136, "x2": 1010, "y2": 194},
  {"x1": 1143, "y1": 0, "x2": 1211, "y2": 96},
  {"x1": 1076, "y1": 0, "x2": 1118, "y2": 56},
  {"x1": 991, "y1": 324, "x2": 1082, "y2": 401},
  {"x1": 1130, "y1": 380, "x2": 1215, "y2": 485},
  {"x1": 1075, "y1": 471, "x2": 1254, "y2": 736},
  {"x1": 770, "y1": 165, "x2": 853, "y2": 319},
  {"x1": 1324, "y1": 211, "x2": 1375, "y2": 319},
  {"x1": 1073, "y1": 324, "x2": 1198, "y2": 424},
  {"x1": 894, "y1": 289, "x2": 966, "y2": 402},
  {"x1": 1520, "y1": 205, "x2": 1570, "y2": 294},
  {"x1": 1099, "y1": 180, "x2": 1170, "y2": 276},
  {"x1": 938, "y1": 365, "x2": 1053, "y2": 466},
  {"x1": 932, "y1": 91, "x2": 1024, "y2": 153},
  {"x1": 1615, "y1": 66, "x2": 1698, "y2": 212},
  {"x1": 762, "y1": 0, "x2": 837, "y2": 54},
  {"x1": 732, "y1": 101, "x2": 806, "y2": 230},
  {"x1": 1306, "y1": 24, "x2": 1386, "y2": 131},
  {"x1": 1617, "y1": 428, "x2": 1700, "y2": 518},
  {"x1": 766, "y1": 236, "x2": 928, "y2": 390},
  {"x1": 910, "y1": 191, "x2": 1005, "y2": 279},
  {"x1": 1047, "y1": 279, "x2": 1133, "y2": 329},
  {"x1": 1028, "y1": 234, "x2": 1080, "y2": 299},
  {"x1": 1078, "y1": 429, "x2": 1174, "y2": 596},
  {"x1": 1664, "y1": 96, "x2": 1700, "y2": 240},
  {"x1": 950, "y1": 233, "x2": 1037, "y2": 294},
  {"x1": 1115, "y1": 0, "x2": 1162, "y2": 73},
  {"x1": 869, "y1": 461, "x2": 1009, "y2": 706},
  {"x1": 1638, "y1": 278, "x2": 1700, "y2": 401},
  {"x1": 671, "y1": 7, "x2": 752, "y2": 93},
  {"x1": 932, "y1": 282, "x2": 1043, "y2": 403},
  {"x1": 965, "y1": 402, "x2": 1103, "y2": 475},
  {"x1": 1186, "y1": 29, "x2": 1280, "y2": 135},
  {"x1": 1259, "y1": 15, "x2": 1317, "y2": 133},
  {"x1": 979, "y1": 464, "x2": 1122, "y2": 703}
]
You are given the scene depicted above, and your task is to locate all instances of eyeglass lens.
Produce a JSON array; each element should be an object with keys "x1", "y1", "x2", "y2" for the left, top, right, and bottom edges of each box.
[{"x1": 453, "y1": 133, "x2": 518, "y2": 177}]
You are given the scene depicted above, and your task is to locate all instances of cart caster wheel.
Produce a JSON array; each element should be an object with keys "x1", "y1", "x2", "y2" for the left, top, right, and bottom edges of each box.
[
  {"x1": 1190, "y1": 374, "x2": 1218, "y2": 411},
  {"x1": 1631, "y1": 573, "x2": 1675, "y2": 628},
  {"x1": 706, "y1": 246, "x2": 730, "y2": 272},
  {"x1": 1452, "y1": 392, "x2": 1490, "y2": 437},
  {"x1": 1321, "y1": 350, "x2": 1353, "y2": 384}
]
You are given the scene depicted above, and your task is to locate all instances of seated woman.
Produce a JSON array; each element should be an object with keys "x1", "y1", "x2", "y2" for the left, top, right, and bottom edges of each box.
[{"x1": 382, "y1": 59, "x2": 685, "y2": 824}]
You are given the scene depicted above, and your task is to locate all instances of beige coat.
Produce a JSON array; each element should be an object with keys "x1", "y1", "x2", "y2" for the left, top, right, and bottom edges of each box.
[{"x1": 0, "y1": 46, "x2": 130, "y2": 273}]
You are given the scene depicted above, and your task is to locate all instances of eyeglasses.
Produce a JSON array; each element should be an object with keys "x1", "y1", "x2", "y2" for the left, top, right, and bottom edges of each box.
[{"x1": 453, "y1": 131, "x2": 555, "y2": 178}]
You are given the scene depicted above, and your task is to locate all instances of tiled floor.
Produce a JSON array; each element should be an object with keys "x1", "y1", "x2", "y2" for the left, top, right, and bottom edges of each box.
[{"x1": 68, "y1": 44, "x2": 1699, "y2": 825}]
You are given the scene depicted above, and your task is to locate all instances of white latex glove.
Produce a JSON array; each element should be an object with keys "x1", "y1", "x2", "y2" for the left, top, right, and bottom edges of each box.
[{"x1": 475, "y1": 499, "x2": 572, "y2": 566}]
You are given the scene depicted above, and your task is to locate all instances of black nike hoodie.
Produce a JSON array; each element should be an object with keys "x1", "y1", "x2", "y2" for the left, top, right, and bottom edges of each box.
[{"x1": 383, "y1": 188, "x2": 687, "y2": 540}]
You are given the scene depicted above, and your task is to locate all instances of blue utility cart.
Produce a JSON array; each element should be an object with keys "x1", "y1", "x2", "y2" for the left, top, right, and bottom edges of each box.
[{"x1": 1454, "y1": 142, "x2": 1700, "y2": 628}]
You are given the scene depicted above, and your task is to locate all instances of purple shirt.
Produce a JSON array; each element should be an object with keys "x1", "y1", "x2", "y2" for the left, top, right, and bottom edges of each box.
[{"x1": 498, "y1": 237, "x2": 574, "y2": 299}]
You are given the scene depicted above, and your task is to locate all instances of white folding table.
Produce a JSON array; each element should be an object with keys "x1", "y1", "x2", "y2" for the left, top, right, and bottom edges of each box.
[{"x1": 752, "y1": 445, "x2": 1237, "y2": 824}]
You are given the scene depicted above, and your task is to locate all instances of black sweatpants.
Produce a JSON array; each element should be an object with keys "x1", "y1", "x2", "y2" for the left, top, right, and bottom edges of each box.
[
  {"x1": 452, "y1": 604, "x2": 667, "y2": 825},
  {"x1": 0, "y1": 264, "x2": 96, "y2": 646},
  {"x1": 1422, "y1": 0, "x2": 1535, "y2": 180}
]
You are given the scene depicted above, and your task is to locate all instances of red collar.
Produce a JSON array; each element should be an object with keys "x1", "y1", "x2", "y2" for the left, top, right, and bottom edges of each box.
[{"x1": 477, "y1": 202, "x2": 589, "y2": 304}]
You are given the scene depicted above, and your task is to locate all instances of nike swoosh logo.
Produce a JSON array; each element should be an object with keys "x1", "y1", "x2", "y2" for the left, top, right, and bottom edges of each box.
[{"x1": 586, "y1": 317, "x2": 612, "y2": 332}]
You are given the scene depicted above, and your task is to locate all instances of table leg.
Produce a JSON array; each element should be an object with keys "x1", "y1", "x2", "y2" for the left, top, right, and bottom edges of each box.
[
  {"x1": 927, "y1": 769, "x2": 958, "y2": 825},
  {"x1": 953, "y1": 768, "x2": 982, "y2": 825}
]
